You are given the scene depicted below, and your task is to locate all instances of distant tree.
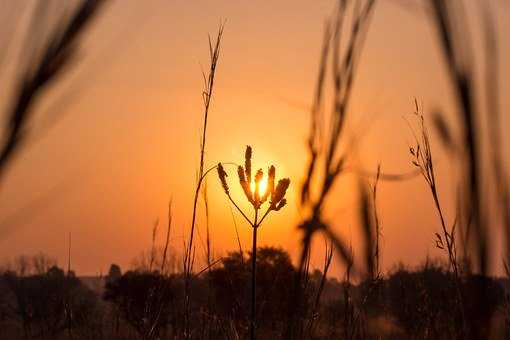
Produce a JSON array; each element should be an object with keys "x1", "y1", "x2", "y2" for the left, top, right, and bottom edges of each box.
[
  {"x1": 0, "y1": 276, "x2": 12, "y2": 325},
  {"x1": 107, "y1": 264, "x2": 122, "y2": 283},
  {"x1": 383, "y1": 261, "x2": 503, "y2": 338},
  {"x1": 462, "y1": 274, "x2": 504, "y2": 337},
  {"x1": 1, "y1": 264, "x2": 100, "y2": 338},
  {"x1": 31, "y1": 253, "x2": 57, "y2": 275},
  {"x1": 13, "y1": 255, "x2": 30, "y2": 276},
  {"x1": 208, "y1": 246, "x2": 295, "y2": 338},
  {"x1": 385, "y1": 263, "x2": 457, "y2": 337},
  {"x1": 103, "y1": 271, "x2": 174, "y2": 339}
]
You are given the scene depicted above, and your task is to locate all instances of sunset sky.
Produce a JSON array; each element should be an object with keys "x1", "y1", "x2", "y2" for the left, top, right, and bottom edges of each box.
[{"x1": 0, "y1": 0, "x2": 509, "y2": 277}]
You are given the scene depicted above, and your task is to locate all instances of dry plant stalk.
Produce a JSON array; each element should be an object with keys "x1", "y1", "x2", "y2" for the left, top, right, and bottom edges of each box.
[
  {"x1": 342, "y1": 243, "x2": 363, "y2": 340},
  {"x1": 149, "y1": 220, "x2": 159, "y2": 273},
  {"x1": 425, "y1": 1, "x2": 509, "y2": 336},
  {"x1": 202, "y1": 180, "x2": 213, "y2": 270},
  {"x1": 182, "y1": 23, "x2": 224, "y2": 338},
  {"x1": 427, "y1": 0, "x2": 502, "y2": 277},
  {"x1": 290, "y1": 1, "x2": 376, "y2": 337},
  {"x1": 160, "y1": 200, "x2": 173, "y2": 274},
  {"x1": 299, "y1": 0, "x2": 376, "y2": 276},
  {"x1": 306, "y1": 239, "x2": 333, "y2": 337},
  {"x1": 408, "y1": 101, "x2": 459, "y2": 276},
  {"x1": 0, "y1": 1, "x2": 106, "y2": 182},
  {"x1": 372, "y1": 165, "x2": 381, "y2": 276},
  {"x1": 217, "y1": 145, "x2": 290, "y2": 340},
  {"x1": 407, "y1": 101, "x2": 466, "y2": 335},
  {"x1": 184, "y1": 24, "x2": 224, "y2": 275}
]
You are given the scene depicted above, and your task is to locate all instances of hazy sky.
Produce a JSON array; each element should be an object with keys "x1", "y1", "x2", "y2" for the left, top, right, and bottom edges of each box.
[{"x1": 0, "y1": 0, "x2": 509, "y2": 276}]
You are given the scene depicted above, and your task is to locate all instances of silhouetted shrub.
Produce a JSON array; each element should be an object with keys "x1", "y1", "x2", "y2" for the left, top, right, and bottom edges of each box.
[
  {"x1": 208, "y1": 246, "x2": 295, "y2": 337},
  {"x1": 1, "y1": 265, "x2": 100, "y2": 338},
  {"x1": 103, "y1": 270, "x2": 175, "y2": 338}
]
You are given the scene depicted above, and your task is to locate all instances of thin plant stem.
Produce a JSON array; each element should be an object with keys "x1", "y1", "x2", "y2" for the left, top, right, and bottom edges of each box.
[
  {"x1": 183, "y1": 24, "x2": 224, "y2": 339},
  {"x1": 227, "y1": 195, "x2": 252, "y2": 225},
  {"x1": 251, "y1": 220, "x2": 258, "y2": 340},
  {"x1": 408, "y1": 102, "x2": 466, "y2": 336}
]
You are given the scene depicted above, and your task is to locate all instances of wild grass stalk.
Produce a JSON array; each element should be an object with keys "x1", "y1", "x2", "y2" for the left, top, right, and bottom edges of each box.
[
  {"x1": 407, "y1": 101, "x2": 467, "y2": 336},
  {"x1": 229, "y1": 204, "x2": 244, "y2": 265},
  {"x1": 0, "y1": 1, "x2": 106, "y2": 182},
  {"x1": 428, "y1": 0, "x2": 488, "y2": 276},
  {"x1": 480, "y1": 5, "x2": 510, "y2": 267},
  {"x1": 149, "y1": 220, "x2": 159, "y2": 273},
  {"x1": 299, "y1": 0, "x2": 376, "y2": 278},
  {"x1": 290, "y1": 1, "x2": 376, "y2": 337},
  {"x1": 342, "y1": 243, "x2": 362, "y2": 340},
  {"x1": 183, "y1": 23, "x2": 224, "y2": 338},
  {"x1": 306, "y1": 240, "x2": 333, "y2": 337},
  {"x1": 426, "y1": 2, "x2": 509, "y2": 337},
  {"x1": 184, "y1": 24, "x2": 224, "y2": 275},
  {"x1": 146, "y1": 203, "x2": 174, "y2": 340},
  {"x1": 202, "y1": 180, "x2": 213, "y2": 271},
  {"x1": 408, "y1": 102, "x2": 459, "y2": 277},
  {"x1": 359, "y1": 180, "x2": 377, "y2": 279},
  {"x1": 160, "y1": 201, "x2": 173, "y2": 274},
  {"x1": 372, "y1": 165, "x2": 381, "y2": 276},
  {"x1": 217, "y1": 146, "x2": 290, "y2": 340},
  {"x1": 201, "y1": 180, "x2": 214, "y2": 337}
]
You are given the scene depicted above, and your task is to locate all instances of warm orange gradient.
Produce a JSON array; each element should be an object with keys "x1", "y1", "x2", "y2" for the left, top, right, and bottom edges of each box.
[{"x1": 0, "y1": 0, "x2": 509, "y2": 277}]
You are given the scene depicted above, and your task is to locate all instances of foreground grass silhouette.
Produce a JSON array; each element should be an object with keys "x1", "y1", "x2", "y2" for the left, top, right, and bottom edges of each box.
[{"x1": 217, "y1": 146, "x2": 290, "y2": 340}]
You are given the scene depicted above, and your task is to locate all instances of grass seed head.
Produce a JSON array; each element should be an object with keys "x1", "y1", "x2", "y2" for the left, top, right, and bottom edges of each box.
[
  {"x1": 261, "y1": 165, "x2": 275, "y2": 204},
  {"x1": 217, "y1": 163, "x2": 229, "y2": 195},
  {"x1": 271, "y1": 178, "x2": 290, "y2": 209},
  {"x1": 274, "y1": 198, "x2": 287, "y2": 211},
  {"x1": 254, "y1": 169, "x2": 263, "y2": 208},
  {"x1": 222, "y1": 148, "x2": 289, "y2": 217},
  {"x1": 245, "y1": 145, "x2": 252, "y2": 184},
  {"x1": 238, "y1": 165, "x2": 253, "y2": 203}
]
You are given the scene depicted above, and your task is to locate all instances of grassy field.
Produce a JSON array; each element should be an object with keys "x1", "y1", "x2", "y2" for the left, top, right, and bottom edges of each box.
[{"x1": 1, "y1": 0, "x2": 509, "y2": 339}]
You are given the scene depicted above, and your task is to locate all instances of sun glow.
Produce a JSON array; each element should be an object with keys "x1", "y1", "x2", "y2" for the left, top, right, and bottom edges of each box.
[{"x1": 250, "y1": 177, "x2": 268, "y2": 197}]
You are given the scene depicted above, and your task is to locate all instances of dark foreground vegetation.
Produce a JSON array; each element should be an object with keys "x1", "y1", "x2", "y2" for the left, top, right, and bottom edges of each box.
[{"x1": 0, "y1": 249, "x2": 509, "y2": 339}]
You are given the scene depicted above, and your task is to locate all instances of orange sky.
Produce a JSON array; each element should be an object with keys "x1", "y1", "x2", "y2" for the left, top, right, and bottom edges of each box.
[{"x1": 0, "y1": 0, "x2": 509, "y2": 277}]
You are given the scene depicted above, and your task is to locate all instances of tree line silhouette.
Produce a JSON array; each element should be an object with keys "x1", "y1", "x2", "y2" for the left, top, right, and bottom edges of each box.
[{"x1": 0, "y1": 248, "x2": 508, "y2": 339}]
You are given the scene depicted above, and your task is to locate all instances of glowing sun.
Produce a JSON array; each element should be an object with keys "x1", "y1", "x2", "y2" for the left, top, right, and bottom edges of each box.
[{"x1": 250, "y1": 177, "x2": 268, "y2": 196}]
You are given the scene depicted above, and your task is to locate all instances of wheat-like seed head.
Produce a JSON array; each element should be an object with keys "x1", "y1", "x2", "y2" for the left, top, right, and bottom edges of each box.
[
  {"x1": 274, "y1": 198, "x2": 287, "y2": 211},
  {"x1": 261, "y1": 165, "x2": 275, "y2": 204},
  {"x1": 218, "y1": 147, "x2": 289, "y2": 220},
  {"x1": 238, "y1": 165, "x2": 253, "y2": 203},
  {"x1": 245, "y1": 145, "x2": 252, "y2": 184},
  {"x1": 271, "y1": 178, "x2": 290, "y2": 209},
  {"x1": 217, "y1": 163, "x2": 229, "y2": 195},
  {"x1": 254, "y1": 169, "x2": 263, "y2": 208}
]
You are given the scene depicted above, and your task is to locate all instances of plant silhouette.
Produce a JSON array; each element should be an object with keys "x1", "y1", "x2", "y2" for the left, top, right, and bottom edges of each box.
[{"x1": 217, "y1": 146, "x2": 290, "y2": 340}]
